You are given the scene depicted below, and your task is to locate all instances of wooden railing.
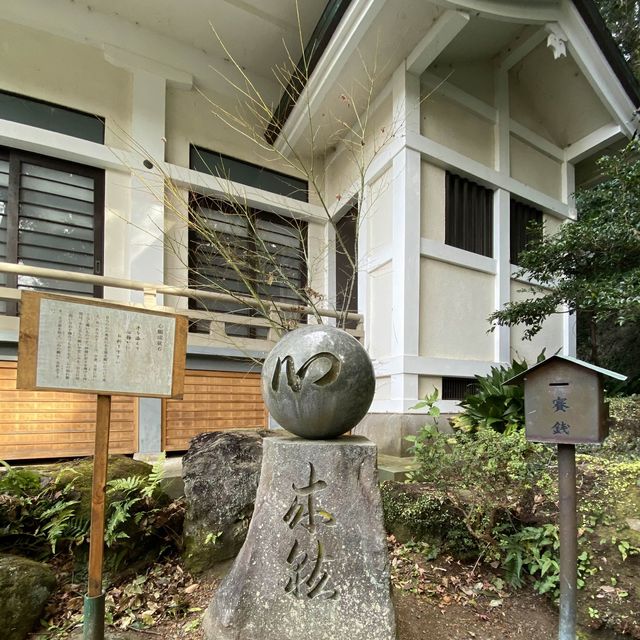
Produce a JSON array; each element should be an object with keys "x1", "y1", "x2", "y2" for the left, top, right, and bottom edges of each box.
[{"x1": 0, "y1": 262, "x2": 363, "y2": 354}]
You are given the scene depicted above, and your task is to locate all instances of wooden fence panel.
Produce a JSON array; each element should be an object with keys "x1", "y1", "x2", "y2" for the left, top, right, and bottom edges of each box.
[
  {"x1": 163, "y1": 370, "x2": 266, "y2": 451},
  {"x1": 0, "y1": 362, "x2": 137, "y2": 460}
]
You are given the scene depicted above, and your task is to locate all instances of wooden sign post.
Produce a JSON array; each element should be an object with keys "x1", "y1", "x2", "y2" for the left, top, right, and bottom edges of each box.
[
  {"x1": 16, "y1": 291, "x2": 187, "y2": 640},
  {"x1": 508, "y1": 355, "x2": 626, "y2": 640}
]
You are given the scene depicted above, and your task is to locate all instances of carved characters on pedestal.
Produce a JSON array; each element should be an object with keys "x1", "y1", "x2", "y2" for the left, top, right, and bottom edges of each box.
[{"x1": 282, "y1": 462, "x2": 337, "y2": 601}]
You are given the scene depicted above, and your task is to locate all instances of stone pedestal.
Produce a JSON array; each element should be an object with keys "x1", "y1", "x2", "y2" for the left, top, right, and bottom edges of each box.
[{"x1": 203, "y1": 435, "x2": 396, "y2": 640}]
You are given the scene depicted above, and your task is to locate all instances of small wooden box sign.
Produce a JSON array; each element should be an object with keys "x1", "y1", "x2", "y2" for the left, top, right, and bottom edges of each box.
[
  {"x1": 507, "y1": 355, "x2": 625, "y2": 445},
  {"x1": 17, "y1": 291, "x2": 187, "y2": 398}
]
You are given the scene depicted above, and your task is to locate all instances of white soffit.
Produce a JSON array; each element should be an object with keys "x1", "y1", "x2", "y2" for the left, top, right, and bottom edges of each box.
[
  {"x1": 1, "y1": 0, "x2": 328, "y2": 96},
  {"x1": 69, "y1": 0, "x2": 329, "y2": 79},
  {"x1": 274, "y1": 0, "x2": 447, "y2": 154},
  {"x1": 509, "y1": 41, "x2": 613, "y2": 147}
]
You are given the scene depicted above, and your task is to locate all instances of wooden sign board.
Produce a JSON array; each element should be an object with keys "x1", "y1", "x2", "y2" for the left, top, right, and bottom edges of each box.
[{"x1": 17, "y1": 291, "x2": 187, "y2": 398}]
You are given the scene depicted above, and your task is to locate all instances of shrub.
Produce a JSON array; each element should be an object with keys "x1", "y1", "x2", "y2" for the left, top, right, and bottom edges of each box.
[
  {"x1": 0, "y1": 456, "x2": 183, "y2": 565},
  {"x1": 408, "y1": 424, "x2": 555, "y2": 543},
  {"x1": 450, "y1": 355, "x2": 544, "y2": 434}
]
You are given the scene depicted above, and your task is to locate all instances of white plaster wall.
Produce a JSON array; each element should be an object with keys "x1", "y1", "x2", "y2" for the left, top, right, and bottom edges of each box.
[
  {"x1": 365, "y1": 168, "x2": 394, "y2": 255},
  {"x1": 421, "y1": 94, "x2": 494, "y2": 167},
  {"x1": 418, "y1": 375, "x2": 442, "y2": 400},
  {"x1": 323, "y1": 95, "x2": 393, "y2": 204},
  {"x1": 544, "y1": 213, "x2": 564, "y2": 237},
  {"x1": 0, "y1": 20, "x2": 132, "y2": 146},
  {"x1": 420, "y1": 161, "x2": 446, "y2": 241},
  {"x1": 509, "y1": 82, "x2": 558, "y2": 146},
  {"x1": 374, "y1": 375, "x2": 392, "y2": 402},
  {"x1": 165, "y1": 86, "x2": 303, "y2": 180},
  {"x1": 430, "y1": 63, "x2": 495, "y2": 107},
  {"x1": 163, "y1": 187, "x2": 190, "y2": 309},
  {"x1": 509, "y1": 281, "x2": 564, "y2": 362},
  {"x1": 419, "y1": 259, "x2": 494, "y2": 361},
  {"x1": 368, "y1": 262, "x2": 393, "y2": 360},
  {"x1": 510, "y1": 135, "x2": 562, "y2": 200},
  {"x1": 103, "y1": 171, "x2": 134, "y2": 296}
]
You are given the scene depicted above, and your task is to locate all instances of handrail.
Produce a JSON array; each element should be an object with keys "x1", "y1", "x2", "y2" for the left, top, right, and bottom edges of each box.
[{"x1": 0, "y1": 261, "x2": 362, "y2": 323}]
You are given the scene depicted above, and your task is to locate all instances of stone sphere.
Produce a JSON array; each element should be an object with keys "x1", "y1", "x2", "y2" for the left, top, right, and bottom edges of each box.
[{"x1": 261, "y1": 324, "x2": 375, "y2": 439}]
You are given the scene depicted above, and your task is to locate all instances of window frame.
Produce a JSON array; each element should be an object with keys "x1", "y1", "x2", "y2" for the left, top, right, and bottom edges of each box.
[
  {"x1": 0, "y1": 90, "x2": 105, "y2": 144},
  {"x1": 0, "y1": 146, "x2": 105, "y2": 311},
  {"x1": 189, "y1": 145, "x2": 309, "y2": 203}
]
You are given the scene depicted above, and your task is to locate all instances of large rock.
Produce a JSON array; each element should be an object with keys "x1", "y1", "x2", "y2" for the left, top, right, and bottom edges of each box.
[
  {"x1": 203, "y1": 435, "x2": 396, "y2": 640},
  {"x1": 0, "y1": 554, "x2": 56, "y2": 640},
  {"x1": 182, "y1": 430, "x2": 270, "y2": 573}
]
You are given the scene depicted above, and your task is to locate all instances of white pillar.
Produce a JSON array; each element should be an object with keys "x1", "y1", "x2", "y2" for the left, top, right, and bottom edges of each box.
[
  {"x1": 561, "y1": 160, "x2": 577, "y2": 356},
  {"x1": 390, "y1": 64, "x2": 421, "y2": 410},
  {"x1": 493, "y1": 189, "x2": 511, "y2": 363},
  {"x1": 129, "y1": 70, "x2": 167, "y2": 301},
  {"x1": 493, "y1": 69, "x2": 511, "y2": 363},
  {"x1": 128, "y1": 70, "x2": 167, "y2": 454}
]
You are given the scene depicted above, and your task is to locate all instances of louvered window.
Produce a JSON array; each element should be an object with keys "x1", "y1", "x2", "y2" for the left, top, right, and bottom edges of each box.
[
  {"x1": 445, "y1": 172, "x2": 493, "y2": 257},
  {"x1": 0, "y1": 147, "x2": 104, "y2": 313},
  {"x1": 188, "y1": 196, "x2": 306, "y2": 338},
  {"x1": 510, "y1": 199, "x2": 543, "y2": 266},
  {"x1": 188, "y1": 147, "x2": 309, "y2": 338}
]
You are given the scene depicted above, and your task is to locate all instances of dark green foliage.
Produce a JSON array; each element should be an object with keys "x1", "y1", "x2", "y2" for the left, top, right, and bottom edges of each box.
[
  {"x1": 450, "y1": 357, "x2": 536, "y2": 434},
  {"x1": 0, "y1": 463, "x2": 88, "y2": 556},
  {"x1": 590, "y1": 396, "x2": 640, "y2": 458},
  {"x1": 407, "y1": 424, "x2": 555, "y2": 542},
  {"x1": 577, "y1": 312, "x2": 640, "y2": 393},
  {"x1": 0, "y1": 457, "x2": 183, "y2": 571},
  {"x1": 489, "y1": 143, "x2": 640, "y2": 363},
  {"x1": 594, "y1": 0, "x2": 640, "y2": 78},
  {"x1": 0, "y1": 462, "x2": 40, "y2": 495}
]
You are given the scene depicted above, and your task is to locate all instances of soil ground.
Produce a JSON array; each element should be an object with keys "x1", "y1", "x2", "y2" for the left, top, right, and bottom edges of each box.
[{"x1": 33, "y1": 545, "x2": 624, "y2": 640}]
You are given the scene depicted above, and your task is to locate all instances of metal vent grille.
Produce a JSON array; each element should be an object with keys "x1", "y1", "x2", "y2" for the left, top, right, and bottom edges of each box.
[{"x1": 442, "y1": 377, "x2": 478, "y2": 401}]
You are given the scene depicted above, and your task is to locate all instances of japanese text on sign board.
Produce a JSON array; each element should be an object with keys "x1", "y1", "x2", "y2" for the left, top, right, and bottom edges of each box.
[{"x1": 36, "y1": 298, "x2": 176, "y2": 396}]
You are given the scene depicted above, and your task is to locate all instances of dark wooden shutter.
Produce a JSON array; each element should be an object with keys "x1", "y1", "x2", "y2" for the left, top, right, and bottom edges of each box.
[
  {"x1": 510, "y1": 199, "x2": 543, "y2": 265},
  {"x1": 0, "y1": 152, "x2": 9, "y2": 312},
  {"x1": 445, "y1": 172, "x2": 493, "y2": 257},
  {"x1": 0, "y1": 148, "x2": 104, "y2": 306}
]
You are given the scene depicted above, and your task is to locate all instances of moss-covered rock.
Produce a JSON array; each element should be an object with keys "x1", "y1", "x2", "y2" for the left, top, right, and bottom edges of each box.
[
  {"x1": 0, "y1": 554, "x2": 56, "y2": 640},
  {"x1": 46, "y1": 455, "x2": 153, "y2": 519},
  {"x1": 381, "y1": 481, "x2": 478, "y2": 559},
  {"x1": 182, "y1": 431, "x2": 271, "y2": 574}
]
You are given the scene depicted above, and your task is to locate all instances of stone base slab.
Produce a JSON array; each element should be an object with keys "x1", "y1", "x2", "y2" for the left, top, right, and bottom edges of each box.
[
  {"x1": 203, "y1": 435, "x2": 395, "y2": 640},
  {"x1": 354, "y1": 413, "x2": 454, "y2": 457}
]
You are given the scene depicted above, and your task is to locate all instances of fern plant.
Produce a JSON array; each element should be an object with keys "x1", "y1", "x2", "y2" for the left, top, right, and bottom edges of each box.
[
  {"x1": 105, "y1": 454, "x2": 167, "y2": 549},
  {"x1": 0, "y1": 454, "x2": 179, "y2": 563}
]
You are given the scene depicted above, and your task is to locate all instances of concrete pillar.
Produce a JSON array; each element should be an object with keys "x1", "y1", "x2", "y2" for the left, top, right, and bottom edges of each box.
[
  {"x1": 129, "y1": 70, "x2": 167, "y2": 454},
  {"x1": 389, "y1": 64, "x2": 421, "y2": 411}
]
